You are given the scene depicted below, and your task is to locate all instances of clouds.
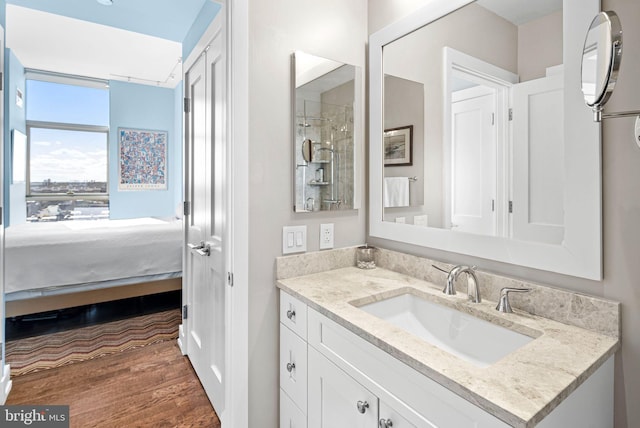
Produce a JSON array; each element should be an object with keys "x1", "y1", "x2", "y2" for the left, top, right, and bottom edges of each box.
[{"x1": 29, "y1": 129, "x2": 108, "y2": 183}]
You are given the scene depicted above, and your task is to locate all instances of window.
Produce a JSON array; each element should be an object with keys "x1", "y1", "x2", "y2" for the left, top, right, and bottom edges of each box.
[{"x1": 26, "y1": 75, "x2": 110, "y2": 222}]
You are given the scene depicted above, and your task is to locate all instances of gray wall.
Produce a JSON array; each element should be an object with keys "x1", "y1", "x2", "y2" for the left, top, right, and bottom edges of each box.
[
  {"x1": 369, "y1": 1, "x2": 640, "y2": 427},
  {"x1": 248, "y1": 0, "x2": 367, "y2": 426},
  {"x1": 517, "y1": 10, "x2": 563, "y2": 82}
]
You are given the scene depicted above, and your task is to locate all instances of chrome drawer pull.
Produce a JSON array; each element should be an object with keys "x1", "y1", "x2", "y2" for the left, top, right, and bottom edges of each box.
[
  {"x1": 379, "y1": 419, "x2": 393, "y2": 428},
  {"x1": 286, "y1": 362, "x2": 296, "y2": 373},
  {"x1": 286, "y1": 309, "x2": 296, "y2": 320}
]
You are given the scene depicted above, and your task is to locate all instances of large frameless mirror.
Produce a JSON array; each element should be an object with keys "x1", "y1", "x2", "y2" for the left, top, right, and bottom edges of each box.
[
  {"x1": 369, "y1": 0, "x2": 602, "y2": 279},
  {"x1": 293, "y1": 51, "x2": 360, "y2": 212}
]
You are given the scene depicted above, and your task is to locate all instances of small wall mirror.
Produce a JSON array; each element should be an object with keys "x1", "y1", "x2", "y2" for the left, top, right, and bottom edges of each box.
[
  {"x1": 581, "y1": 11, "x2": 622, "y2": 119},
  {"x1": 293, "y1": 51, "x2": 359, "y2": 212}
]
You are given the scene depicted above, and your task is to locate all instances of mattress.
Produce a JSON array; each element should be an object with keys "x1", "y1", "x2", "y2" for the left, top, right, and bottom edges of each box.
[{"x1": 5, "y1": 218, "x2": 183, "y2": 297}]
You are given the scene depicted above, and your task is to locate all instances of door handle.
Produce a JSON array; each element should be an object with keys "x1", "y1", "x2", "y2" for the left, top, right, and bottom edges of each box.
[
  {"x1": 188, "y1": 241, "x2": 211, "y2": 257},
  {"x1": 188, "y1": 241, "x2": 205, "y2": 250}
]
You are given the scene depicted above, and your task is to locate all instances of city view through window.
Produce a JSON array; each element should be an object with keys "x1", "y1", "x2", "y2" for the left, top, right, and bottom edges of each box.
[{"x1": 26, "y1": 78, "x2": 109, "y2": 222}]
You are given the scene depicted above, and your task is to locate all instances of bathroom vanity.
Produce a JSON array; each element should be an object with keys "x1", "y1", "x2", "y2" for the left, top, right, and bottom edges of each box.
[{"x1": 276, "y1": 248, "x2": 619, "y2": 428}]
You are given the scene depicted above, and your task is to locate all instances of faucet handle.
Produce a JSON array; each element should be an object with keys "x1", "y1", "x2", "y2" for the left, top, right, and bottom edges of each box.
[{"x1": 496, "y1": 287, "x2": 531, "y2": 313}]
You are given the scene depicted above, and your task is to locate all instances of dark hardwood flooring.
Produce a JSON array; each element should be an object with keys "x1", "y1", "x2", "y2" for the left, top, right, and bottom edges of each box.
[{"x1": 7, "y1": 340, "x2": 221, "y2": 428}]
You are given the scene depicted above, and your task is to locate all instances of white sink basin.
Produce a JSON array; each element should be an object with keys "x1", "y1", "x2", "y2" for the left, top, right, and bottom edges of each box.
[{"x1": 357, "y1": 293, "x2": 533, "y2": 367}]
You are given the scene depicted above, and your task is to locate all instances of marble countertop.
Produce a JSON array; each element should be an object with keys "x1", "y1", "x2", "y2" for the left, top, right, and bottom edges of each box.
[{"x1": 277, "y1": 266, "x2": 620, "y2": 428}]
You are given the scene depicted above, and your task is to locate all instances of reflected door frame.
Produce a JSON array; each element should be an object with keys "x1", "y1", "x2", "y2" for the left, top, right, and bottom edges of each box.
[{"x1": 442, "y1": 47, "x2": 518, "y2": 238}]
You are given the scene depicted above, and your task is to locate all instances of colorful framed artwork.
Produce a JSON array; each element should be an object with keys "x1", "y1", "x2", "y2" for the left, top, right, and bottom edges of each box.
[{"x1": 118, "y1": 128, "x2": 168, "y2": 190}]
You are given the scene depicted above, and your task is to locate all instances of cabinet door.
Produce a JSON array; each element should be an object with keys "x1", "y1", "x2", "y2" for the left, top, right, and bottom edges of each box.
[
  {"x1": 380, "y1": 401, "x2": 434, "y2": 428},
  {"x1": 308, "y1": 348, "x2": 378, "y2": 428},
  {"x1": 280, "y1": 324, "x2": 308, "y2": 413},
  {"x1": 281, "y1": 388, "x2": 307, "y2": 428}
]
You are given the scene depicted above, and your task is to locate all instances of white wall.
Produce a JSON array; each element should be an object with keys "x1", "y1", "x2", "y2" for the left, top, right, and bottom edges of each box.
[
  {"x1": 248, "y1": 0, "x2": 367, "y2": 426},
  {"x1": 369, "y1": 1, "x2": 640, "y2": 427}
]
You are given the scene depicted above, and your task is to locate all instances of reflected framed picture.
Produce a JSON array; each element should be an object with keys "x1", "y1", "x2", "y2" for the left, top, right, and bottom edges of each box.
[
  {"x1": 383, "y1": 125, "x2": 413, "y2": 166},
  {"x1": 118, "y1": 128, "x2": 168, "y2": 190}
]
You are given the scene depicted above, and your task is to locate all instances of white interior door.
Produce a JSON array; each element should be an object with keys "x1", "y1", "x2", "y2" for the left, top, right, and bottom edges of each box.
[
  {"x1": 450, "y1": 88, "x2": 496, "y2": 236},
  {"x1": 511, "y1": 74, "x2": 564, "y2": 245},
  {"x1": 183, "y1": 27, "x2": 227, "y2": 415}
]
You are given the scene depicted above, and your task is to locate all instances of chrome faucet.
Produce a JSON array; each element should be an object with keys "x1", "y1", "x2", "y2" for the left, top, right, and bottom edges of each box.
[{"x1": 441, "y1": 265, "x2": 481, "y2": 303}]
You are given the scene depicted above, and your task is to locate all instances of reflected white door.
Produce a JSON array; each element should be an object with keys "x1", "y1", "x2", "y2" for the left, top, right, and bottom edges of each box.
[
  {"x1": 450, "y1": 89, "x2": 496, "y2": 236},
  {"x1": 183, "y1": 28, "x2": 227, "y2": 415},
  {"x1": 512, "y1": 74, "x2": 564, "y2": 245}
]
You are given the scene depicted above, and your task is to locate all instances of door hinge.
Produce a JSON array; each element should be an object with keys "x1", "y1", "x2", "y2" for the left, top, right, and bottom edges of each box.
[
  {"x1": 508, "y1": 108, "x2": 513, "y2": 121},
  {"x1": 184, "y1": 97, "x2": 191, "y2": 113},
  {"x1": 182, "y1": 305, "x2": 188, "y2": 319},
  {"x1": 0, "y1": 207, "x2": 3, "y2": 225},
  {"x1": 491, "y1": 112, "x2": 495, "y2": 125},
  {"x1": 183, "y1": 201, "x2": 191, "y2": 216},
  {"x1": 227, "y1": 272, "x2": 234, "y2": 287},
  {"x1": 508, "y1": 201, "x2": 513, "y2": 213},
  {"x1": 491, "y1": 199, "x2": 495, "y2": 212},
  {"x1": 0, "y1": 72, "x2": 4, "y2": 91}
]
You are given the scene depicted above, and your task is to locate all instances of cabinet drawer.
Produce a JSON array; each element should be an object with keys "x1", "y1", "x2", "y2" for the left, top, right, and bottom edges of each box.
[
  {"x1": 280, "y1": 323, "x2": 308, "y2": 413},
  {"x1": 280, "y1": 388, "x2": 307, "y2": 428},
  {"x1": 280, "y1": 291, "x2": 308, "y2": 340}
]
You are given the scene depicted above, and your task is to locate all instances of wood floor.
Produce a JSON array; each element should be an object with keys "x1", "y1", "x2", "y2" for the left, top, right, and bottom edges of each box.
[{"x1": 7, "y1": 340, "x2": 221, "y2": 428}]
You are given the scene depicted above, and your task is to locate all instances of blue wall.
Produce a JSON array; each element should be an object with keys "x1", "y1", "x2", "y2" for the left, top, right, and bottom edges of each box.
[
  {"x1": 108, "y1": 80, "x2": 180, "y2": 219},
  {"x1": 3, "y1": 49, "x2": 25, "y2": 226},
  {"x1": 182, "y1": 1, "x2": 221, "y2": 59}
]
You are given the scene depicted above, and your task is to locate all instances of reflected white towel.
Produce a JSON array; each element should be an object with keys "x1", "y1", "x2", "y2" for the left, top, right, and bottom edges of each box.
[{"x1": 384, "y1": 177, "x2": 410, "y2": 207}]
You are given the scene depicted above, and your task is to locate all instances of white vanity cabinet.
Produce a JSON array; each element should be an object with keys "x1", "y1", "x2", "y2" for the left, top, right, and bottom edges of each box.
[
  {"x1": 280, "y1": 292, "x2": 309, "y2": 428},
  {"x1": 279, "y1": 289, "x2": 614, "y2": 428},
  {"x1": 279, "y1": 290, "x2": 506, "y2": 428}
]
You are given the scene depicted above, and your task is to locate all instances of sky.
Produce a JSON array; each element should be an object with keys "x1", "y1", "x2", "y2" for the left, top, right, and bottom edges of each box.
[{"x1": 26, "y1": 80, "x2": 109, "y2": 183}]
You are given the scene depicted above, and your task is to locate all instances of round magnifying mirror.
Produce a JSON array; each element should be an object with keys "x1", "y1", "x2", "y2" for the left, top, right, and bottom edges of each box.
[{"x1": 581, "y1": 11, "x2": 622, "y2": 116}]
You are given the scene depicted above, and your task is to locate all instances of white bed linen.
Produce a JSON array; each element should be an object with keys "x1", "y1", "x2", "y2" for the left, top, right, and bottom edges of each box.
[{"x1": 5, "y1": 218, "x2": 182, "y2": 295}]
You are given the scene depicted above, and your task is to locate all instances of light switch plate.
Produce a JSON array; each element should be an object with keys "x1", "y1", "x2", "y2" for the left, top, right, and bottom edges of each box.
[{"x1": 283, "y1": 226, "x2": 307, "y2": 254}]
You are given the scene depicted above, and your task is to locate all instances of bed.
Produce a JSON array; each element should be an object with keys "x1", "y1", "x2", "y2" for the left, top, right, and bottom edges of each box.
[{"x1": 4, "y1": 217, "x2": 183, "y2": 317}]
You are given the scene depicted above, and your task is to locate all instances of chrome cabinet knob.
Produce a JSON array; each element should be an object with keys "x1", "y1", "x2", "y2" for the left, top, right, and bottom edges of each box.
[
  {"x1": 379, "y1": 419, "x2": 393, "y2": 428},
  {"x1": 286, "y1": 362, "x2": 295, "y2": 373},
  {"x1": 356, "y1": 400, "x2": 369, "y2": 414},
  {"x1": 286, "y1": 309, "x2": 296, "y2": 320}
]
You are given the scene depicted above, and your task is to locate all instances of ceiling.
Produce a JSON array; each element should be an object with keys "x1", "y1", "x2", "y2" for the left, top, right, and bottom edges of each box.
[
  {"x1": 476, "y1": 0, "x2": 562, "y2": 26},
  {"x1": 6, "y1": 0, "x2": 216, "y2": 88}
]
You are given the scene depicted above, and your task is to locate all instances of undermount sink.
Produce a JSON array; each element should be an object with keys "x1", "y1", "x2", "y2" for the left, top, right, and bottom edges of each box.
[{"x1": 356, "y1": 293, "x2": 533, "y2": 367}]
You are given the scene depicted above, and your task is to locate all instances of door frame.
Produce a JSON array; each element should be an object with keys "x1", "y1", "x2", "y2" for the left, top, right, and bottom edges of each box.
[
  {"x1": 179, "y1": 2, "x2": 249, "y2": 427},
  {"x1": 442, "y1": 47, "x2": 518, "y2": 237}
]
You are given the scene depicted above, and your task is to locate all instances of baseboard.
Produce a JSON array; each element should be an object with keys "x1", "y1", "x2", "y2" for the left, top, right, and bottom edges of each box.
[
  {"x1": 177, "y1": 324, "x2": 186, "y2": 355},
  {"x1": 0, "y1": 364, "x2": 13, "y2": 404}
]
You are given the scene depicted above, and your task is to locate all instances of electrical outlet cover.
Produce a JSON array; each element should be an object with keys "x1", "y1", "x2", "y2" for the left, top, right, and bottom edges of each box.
[{"x1": 320, "y1": 223, "x2": 334, "y2": 250}]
